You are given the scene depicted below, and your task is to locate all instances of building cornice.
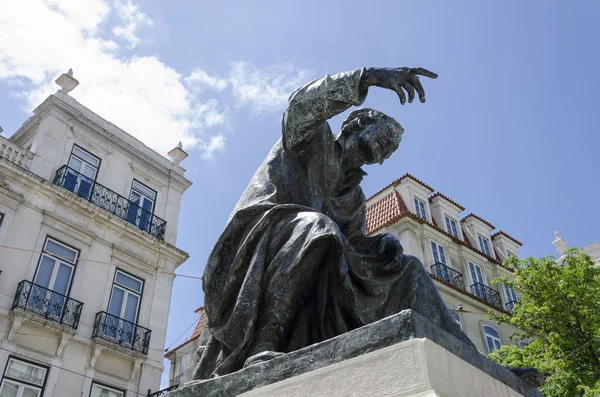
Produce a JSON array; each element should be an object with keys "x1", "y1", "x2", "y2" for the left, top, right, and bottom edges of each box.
[
  {"x1": 491, "y1": 231, "x2": 523, "y2": 247},
  {"x1": 460, "y1": 213, "x2": 496, "y2": 230},
  {"x1": 428, "y1": 192, "x2": 466, "y2": 212}
]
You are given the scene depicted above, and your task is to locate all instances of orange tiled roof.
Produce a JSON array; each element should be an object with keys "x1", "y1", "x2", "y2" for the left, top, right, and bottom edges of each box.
[
  {"x1": 164, "y1": 308, "x2": 207, "y2": 359},
  {"x1": 460, "y1": 213, "x2": 495, "y2": 230},
  {"x1": 491, "y1": 231, "x2": 523, "y2": 247},
  {"x1": 366, "y1": 191, "x2": 409, "y2": 234},
  {"x1": 428, "y1": 192, "x2": 466, "y2": 211}
]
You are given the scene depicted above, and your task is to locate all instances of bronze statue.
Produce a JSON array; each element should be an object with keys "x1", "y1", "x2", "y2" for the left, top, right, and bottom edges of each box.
[{"x1": 188, "y1": 67, "x2": 543, "y2": 387}]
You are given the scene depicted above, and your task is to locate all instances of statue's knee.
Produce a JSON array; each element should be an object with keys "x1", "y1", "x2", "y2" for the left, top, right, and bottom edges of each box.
[
  {"x1": 297, "y1": 211, "x2": 338, "y2": 232},
  {"x1": 402, "y1": 255, "x2": 427, "y2": 274}
]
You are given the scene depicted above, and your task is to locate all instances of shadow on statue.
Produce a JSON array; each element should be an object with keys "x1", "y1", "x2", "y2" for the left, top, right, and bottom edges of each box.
[{"x1": 185, "y1": 67, "x2": 543, "y2": 390}]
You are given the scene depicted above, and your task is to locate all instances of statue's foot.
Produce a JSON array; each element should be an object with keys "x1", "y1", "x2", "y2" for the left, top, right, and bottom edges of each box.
[
  {"x1": 243, "y1": 351, "x2": 286, "y2": 368},
  {"x1": 504, "y1": 366, "x2": 545, "y2": 388}
]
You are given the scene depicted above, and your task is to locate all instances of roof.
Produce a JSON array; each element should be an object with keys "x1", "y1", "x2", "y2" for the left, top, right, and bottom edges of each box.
[
  {"x1": 491, "y1": 231, "x2": 523, "y2": 247},
  {"x1": 164, "y1": 308, "x2": 207, "y2": 359},
  {"x1": 428, "y1": 192, "x2": 466, "y2": 211},
  {"x1": 366, "y1": 191, "x2": 505, "y2": 268},
  {"x1": 366, "y1": 173, "x2": 434, "y2": 202},
  {"x1": 460, "y1": 213, "x2": 495, "y2": 230}
]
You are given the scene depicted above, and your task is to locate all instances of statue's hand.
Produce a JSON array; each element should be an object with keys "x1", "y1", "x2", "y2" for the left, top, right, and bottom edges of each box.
[
  {"x1": 376, "y1": 233, "x2": 404, "y2": 259},
  {"x1": 364, "y1": 67, "x2": 438, "y2": 105}
]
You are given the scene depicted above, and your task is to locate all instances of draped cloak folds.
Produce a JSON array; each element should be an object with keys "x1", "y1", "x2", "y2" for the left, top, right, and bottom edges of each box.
[{"x1": 191, "y1": 69, "x2": 473, "y2": 380}]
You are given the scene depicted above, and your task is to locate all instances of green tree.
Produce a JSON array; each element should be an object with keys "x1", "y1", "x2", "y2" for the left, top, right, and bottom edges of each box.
[{"x1": 487, "y1": 248, "x2": 600, "y2": 396}]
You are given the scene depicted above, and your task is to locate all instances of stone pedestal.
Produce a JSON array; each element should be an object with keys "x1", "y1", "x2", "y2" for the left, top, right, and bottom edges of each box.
[{"x1": 169, "y1": 310, "x2": 542, "y2": 397}]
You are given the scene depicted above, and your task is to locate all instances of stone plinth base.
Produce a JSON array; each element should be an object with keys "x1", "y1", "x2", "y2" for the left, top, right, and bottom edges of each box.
[{"x1": 169, "y1": 310, "x2": 542, "y2": 397}]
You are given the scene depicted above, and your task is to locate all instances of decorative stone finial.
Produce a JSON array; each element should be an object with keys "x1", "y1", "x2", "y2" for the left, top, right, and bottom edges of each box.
[
  {"x1": 553, "y1": 231, "x2": 567, "y2": 255},
  {"x1": 55, "y1": 69, "x2": 79, "y2": 94},
  {"x1": 168, "y1": 141, "x2": 188, "y2": 165}
]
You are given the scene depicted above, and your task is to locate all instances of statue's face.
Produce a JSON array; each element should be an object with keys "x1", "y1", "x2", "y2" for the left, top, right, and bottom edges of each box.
[{"x1": 351, "y1": 120, "x2": 401, "y2": 165}]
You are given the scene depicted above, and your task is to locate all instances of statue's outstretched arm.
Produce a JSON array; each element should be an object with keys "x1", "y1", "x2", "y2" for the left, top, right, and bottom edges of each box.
[{"x1": 282, "y1": 67, "x2": 437, "y2": 153}]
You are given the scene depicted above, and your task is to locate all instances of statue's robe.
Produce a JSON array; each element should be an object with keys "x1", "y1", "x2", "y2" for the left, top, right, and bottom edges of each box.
[{"x1": 191, "y1": 69, "x2": 473, "y2": 379}]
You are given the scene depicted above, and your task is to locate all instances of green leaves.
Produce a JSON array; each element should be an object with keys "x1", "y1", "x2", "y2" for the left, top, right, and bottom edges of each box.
[{"x1": 488, "y1": 249, "x2": 600, "y2": 397}]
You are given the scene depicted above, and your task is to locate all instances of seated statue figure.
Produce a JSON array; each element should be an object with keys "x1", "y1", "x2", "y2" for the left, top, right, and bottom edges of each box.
[{"x1": 188, "y1": 66, "x2": 543, "y2": 387}]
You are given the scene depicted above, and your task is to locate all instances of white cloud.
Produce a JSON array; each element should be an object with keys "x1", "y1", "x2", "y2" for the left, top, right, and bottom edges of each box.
[
  {"x1": 112, "y1": 0, "x2": 152, "y2": 49},
  {"x1": 0, "y1": 0, "x2": 309, "y2": 159},
  {"x1": 185, "y1": 69, "x2": 228, "y2": 92}
]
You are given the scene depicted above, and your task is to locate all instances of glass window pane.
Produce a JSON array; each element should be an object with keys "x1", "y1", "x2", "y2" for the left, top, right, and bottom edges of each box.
[
  {"x1": 115, "y1": 272, "x2": 142, "y2": 293},
  {"x1": 91, "y1": 384, "x2": 124, "y2": 397},
  {"x1": 21, "y1": 386, "x2": 40, "y2": 397},
  {"x1": 6, "y1": 360, "x2": 46, "y2": 386},
  {"x1": 34, "y1": 256, "x2": 55, "y2": 288},
  {"x1": 44, "y1": 240, "x2": 78, "y2": 264},
  {"x1": 82, "y1": 164, "x2": 96, "y2": 179},
  {"x1": 0, "y1": 380, "x2": 19, "y2": 397},
  {"x1": 132, "y1": 181, "x2": 156, "y2": 199},
  {"x1": 123, "y1": 293, "x2": 139, "y2": 323},
  {"x1": 68, "y1": 156, "x2": 82, "y2": 172},
  {"x1": 108, "y1": 287, "x2": 125, "y2": 317},
  {"x1": 73, "y1": 147, "x2": 99, "y2": 167},
  {"x1": 53, "y1": 264, "x2": 73, "y2": 295}
]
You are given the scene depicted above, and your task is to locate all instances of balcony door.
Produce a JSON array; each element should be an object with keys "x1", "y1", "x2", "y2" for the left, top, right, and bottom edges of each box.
[
  {"x1": 106, "y1": 270, "x2": 143, "y2": 345},
  {"x1": 468, "y1": 262, "x2": 486, "y2": 299},
  {"x1": 127, "y1": 180, "x2": 156, "y2": 231},
  {"x1": 430, "y1": 240, "x2": 449, "y2": 281},
  {"x1": 66, "y1": 145, "x2": 100, "y2": 199},
  {"x1": 31, "y1": 238, "x2": 78, "y2": 320}
]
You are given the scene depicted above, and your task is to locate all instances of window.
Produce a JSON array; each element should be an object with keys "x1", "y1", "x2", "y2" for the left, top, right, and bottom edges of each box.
[
  {"x1": 0, "y1": 213, "x2": 4, "y2": 228},
  {"x1": 430, "y1": 241, "x2": 447, "y2": 265},
  {"x1": 127, "y1": 180, "x2": 156, "y2": 230},
  {"x1": 106, "y1": 270, "x2": 144, "y2": 344},
  {"x1": 504, "y1": 284, "x2": 518, "y2": 310},
  {"x1": 66, "y1": 145, "x2": 100, "y2": 199},
  {"x1": 445, "y1": 216, "x2": 459, "y2": 238},
  {"x1": 413, "y1": 197, "x2": 427, "y2": 220},
  {"x1": 518, "y1": 341, "x2": 528, "y2": 349},
  {"x1": 447, "y1": 305, "x2": 462, "y2": 330},
  {"x1": 506, "y1": 250, "x2": 517, "y2": 258},
  {"x1": 468, "y1": 261, "x2": 487, "y2": 299},
  {"x1": 478, "y1": 234, "x2": 492, "y2": 256},
  {"x1": 483, "y1": 325, "x2": 502, "y2": 353},
  {"x1": 0, "y1": 357, "x2": 48, "y2": 397},
  {"x1": 30, "y1": 238, "x2": 79, "y2": 319},
  {"x1": 177, "y1": 353, "x2": 191, "y2": 376},
  {"x1": 90, "y1": 382, "x2": 124, "y2": 397}
]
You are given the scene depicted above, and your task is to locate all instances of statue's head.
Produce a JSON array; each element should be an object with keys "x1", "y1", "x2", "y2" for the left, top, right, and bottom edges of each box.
[{"x1": 339, "y1": 108, "x2": 404, "y2": 167}]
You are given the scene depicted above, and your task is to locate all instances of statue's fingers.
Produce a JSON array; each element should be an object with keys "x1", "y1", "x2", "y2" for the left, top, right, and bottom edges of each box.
[
  {"x1": 393, "y1": 83, "x2": 406, "y2": 105},
  {"x1": 407, "y1": 75, "x2": 426, "y2": 103},
  {"x1": 410, "y1": 67, "x2": 438, "y2": 79},
  {"x1": 403, "y1": 82, "x2": 415, "y2": 103}
]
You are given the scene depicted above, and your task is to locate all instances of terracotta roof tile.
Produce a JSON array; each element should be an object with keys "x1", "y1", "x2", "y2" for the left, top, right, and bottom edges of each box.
[
  {"x1": 428, "y1": 192, "x2": 466, "y2": 211},
  {"x1": 460, "y1": 213, "x2": 495, "y2": 230},
  {"x1": 366, "y1": 191, "x2": 409, "y2": 235},
  {"x1": 164, "y1": 309, "x2": 207, "y2": 358},
  {"x1": 491, "y1": 231, "x2": 523, "y2": 247}
]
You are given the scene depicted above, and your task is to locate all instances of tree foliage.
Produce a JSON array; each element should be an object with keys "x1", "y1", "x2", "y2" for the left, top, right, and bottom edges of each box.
[{"x1": 488, "y1": 248, "x2": 600, "y2": 397}]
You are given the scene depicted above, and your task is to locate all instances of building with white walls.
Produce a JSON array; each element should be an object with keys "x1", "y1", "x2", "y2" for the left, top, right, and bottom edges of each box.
[
  {"x1": 0, "y1": 71, "x2": 191, "y2": 397},
  {"x1": 366, "y1": 174, "x2": 525, "y2": 354}
]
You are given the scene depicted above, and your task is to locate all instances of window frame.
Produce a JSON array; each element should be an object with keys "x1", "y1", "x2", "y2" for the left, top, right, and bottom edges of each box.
[
  {"x1": 467, "y1": 261, "x2": 486, "y2": 286},
  {"x1": 89, "y1": 380, "x2": 126, "y2": 397},
  {"x1": 129, "y1": 179, "x2": 157, "y2": 215},
  {"x1": 503, "y1": 284, "x2": 518, "y2": 307},
  {"x1": 68, "y1": 144, "x2": 101, "y2": 182},
  {"x1": 0, "y1": 356, "x2": 49, "y2": 397},
  {"x1": 430, "y1": 240, "x2": 448, "y2": 266},
  {"x1": 106, "y1": 268, "x2": 144, "y2": 324},
  {"x1": 444, "y1": 216, "x2": 459, "y2": 238},
  {"x1": 506, "y1": 249, "x2": 517, "y2": 258},
  {"x1": 413, "y1": 197, "x2": 427, "y2": 221},
  {"x1": 482, "y1": 325, "x2": 502, "y2": 353},
  {"x1": 32, "y1": 236, "x2": 80, "y2": 297},
  {"x1": 177, "y1": 352, "x2": 191, "y2": 376},
  {"x1": 477, "y1": 234, "x2": 492, "y2": 257}
]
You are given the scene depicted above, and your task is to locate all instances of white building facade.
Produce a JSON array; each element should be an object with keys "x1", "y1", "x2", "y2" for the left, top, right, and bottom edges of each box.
[
  {"x1": 366, "y1": 174, "x2": 525, "y2": 354},
  {"x1": 0, "y1": 73, "x2": 191, "y2": 397}
]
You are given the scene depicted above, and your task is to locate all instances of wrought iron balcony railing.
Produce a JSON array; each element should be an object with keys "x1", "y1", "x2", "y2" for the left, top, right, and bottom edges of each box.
[
  {"x1": 12, "y1": 280, "x2": 84, "y2": 329},
  {"x1": 148, "y1": 385, "x2": 178, "y2": 397},
  {"x1": 470, "y1": 282, "x2": 502, "y2": 309},
  {"x1": 505, "y1": 300, "x2": 518, "y2": 312},
  {"x1": 430, "y1": 262, "x2": 465, "y2": 290},
  {"x1": 53, "y1": 166, "x2": 167, "y2": 240},
  {"x1": 92, "y1": 311, "x2": 152, "y2": 355}
]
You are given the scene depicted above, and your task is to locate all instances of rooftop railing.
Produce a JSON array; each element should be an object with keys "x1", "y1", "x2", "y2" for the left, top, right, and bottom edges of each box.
[
  {"x1": 0, "y1": 137, "x2": 34, "y2": 169},
  {"x1": 53, "y1": 165, "x2": 166, "y2": 240}
]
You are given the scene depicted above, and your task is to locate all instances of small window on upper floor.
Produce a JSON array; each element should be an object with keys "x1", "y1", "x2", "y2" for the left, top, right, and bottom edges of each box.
[
  {"x1": 478, "y1": 234, "x2": 492, "y2": 256},
  {"x1": 430, "y1": 240, "x2": 447, "y2": 265},
  {"x1": 483, "y1": 325, "x2": 502, "y2": 353},
  {"x1": 68, "y1": 145, "x2": 100, "y2": 180},
  {"x1": 127, "y1": 180, "x2": 157, "y2": 230},
  {"x1": 445, "y1": 216, "x2": 459, "y2": 238},
  {"x1": 506, "y1": 250, "x2": 517, "y2": 258},
  {"x1": 414, "y1": 197, "x2": 427, "y2": 220}
]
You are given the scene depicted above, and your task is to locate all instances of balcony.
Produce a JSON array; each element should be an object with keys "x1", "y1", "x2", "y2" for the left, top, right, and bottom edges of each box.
[
  {"x1": 505, "y1": 300, "x2": 518, "y2": 312},
  {"x1": 148, "y1": 385, "x2": 178, "y2": 397},
  {"x1": 470, "y1": 282, "x2": 502, "y2": 309},
  {"x1": 92, "y1": 311, "x2": 152, "y2": 355},
  {"x1": 12, "y1": 280, "x2": 83, "y2": 330},
  {"x1": 0, "y1": 137, "x2": 34, "y2": 169},
  {"x1": 53, "y1": 166, "x2": 166, "y2": 240},
  {"x1": 430, "y1": 262, "x2": 465, "y2": 290}
]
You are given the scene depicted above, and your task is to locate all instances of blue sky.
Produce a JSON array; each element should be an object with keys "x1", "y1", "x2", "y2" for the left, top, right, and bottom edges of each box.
[{"x1": 2, "y1": 0, "x2": 599, "y2": 388}]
